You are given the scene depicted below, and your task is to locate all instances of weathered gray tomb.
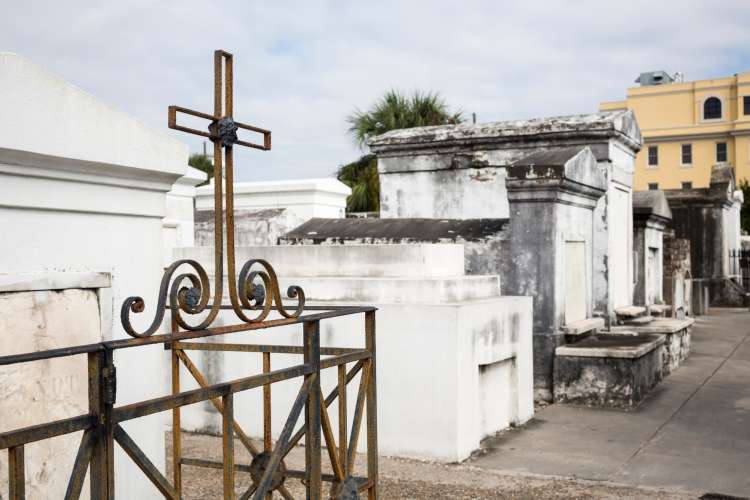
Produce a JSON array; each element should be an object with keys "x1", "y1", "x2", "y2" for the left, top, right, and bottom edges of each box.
[
  {"x1": 367, "y1": 110, "x2": 643, "y2": 400},
  {"x1": 632, "y1": 190, "x2": 672, "y2": 310},
  {"x1": 663, "y1": 163, "x2": 748, "y2": 307}
]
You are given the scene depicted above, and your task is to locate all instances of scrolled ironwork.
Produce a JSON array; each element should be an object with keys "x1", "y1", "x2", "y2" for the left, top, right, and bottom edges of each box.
[
  {"x1": 120, "y1": 259, "x2": 221, "y2": 338},
  {"x1": 230, "y1": 259, "x2": 305, "y2": 324},
  {"x1": 120, "y1": 258, "x2": 305, "y2": 338}
]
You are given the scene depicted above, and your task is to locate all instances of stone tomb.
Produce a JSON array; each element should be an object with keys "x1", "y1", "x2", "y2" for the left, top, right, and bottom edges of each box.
[
  {"x1": 174, "y1": 243, "x2": 533, "y2": 462},
  {"x1": 662, "y1": 229, "x2": 693, "y2": 317},
  {"x1": 502, "y1": 147, "x2": 607, "y2": 401},
  {"x1": 369, "y1": 111, "x2": 645, "y2": 400},
  {"x1": 603, "y1": 190, "x2": 693, "y2": 378},
  {"x1": 664, "y1": 163, "x2": 749, "y2": 307},
  {"x1": 194, "y1": 178, "x2": 351, "y2": 247},
  {"x1": 283, "y1": 217, "x2": 508, "y2": 276},
  {"x1": 369, "y1": 110, "x2": 643, "y2": 328},
  {"x1": 632, "y1": 190, "x2": 672, "y2": 310},
  {"x1": 553, "y1": 333, "x2": 665, "y2": 409},
  {"x1": 195, "y1": 177, "x2": 351, "y2": 219},
  {"x1": 1, "y1": 53, "x2": 188, "y2": 498},
  {"x1": 284, "y1": 146, "x2": 609, "y2": 402}
]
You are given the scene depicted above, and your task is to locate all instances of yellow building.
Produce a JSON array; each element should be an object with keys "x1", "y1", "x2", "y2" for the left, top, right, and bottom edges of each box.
[{"x1": 600, "y1": 70, "x2": 750, "y2": 191}]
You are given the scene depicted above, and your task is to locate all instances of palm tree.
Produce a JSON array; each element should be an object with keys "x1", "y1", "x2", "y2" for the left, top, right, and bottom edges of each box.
[
  {"x1": 347, "y1": 90, "x2": 463, "y2": 148},
  {"x1": 338, "y1": 90, "x2": 463, "y2": 212},
  {"x1": 188, "y1": 153, "x2": 213, "y2": 186},
  {"x1": 337, "y1": 155, "x2": 379, "y2": 213}
]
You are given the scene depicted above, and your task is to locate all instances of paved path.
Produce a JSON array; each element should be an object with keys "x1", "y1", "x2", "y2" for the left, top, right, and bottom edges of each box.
[{"x1": 471, "y1": 308, "x2": 750, "y2": 498}]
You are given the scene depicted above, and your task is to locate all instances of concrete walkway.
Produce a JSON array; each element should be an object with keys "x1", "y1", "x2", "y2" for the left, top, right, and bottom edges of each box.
[{"x1": 471, "y1": 308, "x2": 750, "y2": 498}]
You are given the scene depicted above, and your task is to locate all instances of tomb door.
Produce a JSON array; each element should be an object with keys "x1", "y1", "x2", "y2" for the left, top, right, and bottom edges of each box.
[
  {"x1": 647, "y1": 247, "x2": 659, "y2": 304},
  {"x1": 565, "y1": 240, "x2": 587, "y2": 323}
]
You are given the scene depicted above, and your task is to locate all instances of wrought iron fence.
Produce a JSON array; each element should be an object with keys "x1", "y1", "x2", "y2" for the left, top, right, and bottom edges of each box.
[
  {"x1": 0, "y1": 304, "x2": 378, "y2": 499},
  {"x1": 729, "y1": 249, "x2": 750, "y2": 290}
]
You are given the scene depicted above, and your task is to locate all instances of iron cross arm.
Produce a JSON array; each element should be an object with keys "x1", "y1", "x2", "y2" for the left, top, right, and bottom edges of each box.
[{"x1": 168, "y1": 105, "x2": 271, "y2": 150}]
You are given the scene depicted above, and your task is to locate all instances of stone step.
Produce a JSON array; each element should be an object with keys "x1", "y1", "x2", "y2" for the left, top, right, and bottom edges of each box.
[
  {"x1": 649, "y1": 304, "x2": 670, "y2": 317},
  {"x1": 614, "y1": 305, "x2": 647, "y2": 318},
  {"x1": 620, "y1": 315, "x2": 654, "y2": 326},
  {"x1": 212, "y1": 274, "x2": 502, "y2": 304},
  {"x1": 562, "y1": 317, "x2": 605, "y2": 336},
  {"x1": 175, "y1": 244, "x2": 466, "y2": 278}
]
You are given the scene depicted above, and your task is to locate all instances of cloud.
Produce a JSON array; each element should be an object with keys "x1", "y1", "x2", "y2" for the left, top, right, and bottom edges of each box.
[{"x1": 2, "y1": 0, "x2": 750, "y2": 181}]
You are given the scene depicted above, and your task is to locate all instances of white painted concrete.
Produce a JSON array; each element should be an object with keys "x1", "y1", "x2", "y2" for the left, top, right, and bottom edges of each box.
[
  {"x1": 195, "y1": 177, "x2": 350, "y2": 220},
  {"x1": 0, "y1": 287, "x2": 104, "y2": 498},
  {"x1": 0, "y1": 53, "x2": 187, "y2": 499},
  {"x1": 173, "y1": 244, "x2": 533, "y2": 462},
  {"x1": 176, "y1": 244, "x2": 466, "y2": 278},
  {"x1": 164, "y1": 166, "x2": 204, "y2": 267}
]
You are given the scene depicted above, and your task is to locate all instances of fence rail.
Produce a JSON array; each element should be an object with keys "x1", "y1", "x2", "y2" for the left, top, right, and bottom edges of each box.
[{"x1": 0, "y1": 304, "x2": 378, "y2": 499}]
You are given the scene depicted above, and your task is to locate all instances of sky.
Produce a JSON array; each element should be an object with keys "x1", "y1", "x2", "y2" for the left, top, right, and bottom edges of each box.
[{"x1": 2, "y1": 1, "x2": 750, "y2": 182}]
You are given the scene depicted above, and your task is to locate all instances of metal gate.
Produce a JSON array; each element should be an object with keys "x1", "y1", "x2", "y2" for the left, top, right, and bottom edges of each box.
[
  {"x1": 0, "y1": 50, "x2": 378, "y2": 499},
  {"x1": 729, "y1": 249, "x2": 750, "y2": 291}
]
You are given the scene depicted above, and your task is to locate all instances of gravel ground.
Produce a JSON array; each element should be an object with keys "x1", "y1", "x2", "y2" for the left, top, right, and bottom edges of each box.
[{"x1": 166, "y1": 431, "x2": 698, "y2": 499}]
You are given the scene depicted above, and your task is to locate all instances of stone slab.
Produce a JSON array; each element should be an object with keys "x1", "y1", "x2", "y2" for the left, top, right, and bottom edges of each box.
[
  {"x1": 556, "y1": 333, "x2": 664, "y2": 359},
  {"x1": 554, "y1": 334, "x2": 664, "y2": 408},
  {"x1": 620, "y1": 315, "x2": 655, "y2": 325},
  {"x1": 0, "y1": 288, "x2": 102, "y2": 498},
  {"x1": 614, "y1": 305, "x2": 647, "y2": 318},
  {"x1": 610, "y1": 317, "x2": 694, "y2": 334},
  {"x1": 648, "y1": 304, "x2": 670, "y2": 316},
  {"x1": 0, "y1": 271, "x2": 111, "y2": 292},
  {"x1": 562, "y1": 317, "x2": 605, "y2": 336}
]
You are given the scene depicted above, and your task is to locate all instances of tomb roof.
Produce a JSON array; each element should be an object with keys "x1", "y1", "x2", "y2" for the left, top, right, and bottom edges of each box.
[
  {"x1": 506, "y1": 146, "x2": 607, "y2": 193},
  {"x1": 282, "y1": 217, "x2": 508, "y2": 243},
  {"x1": 710, "y1": 163, "x2": 735, "y2": 189},
  {"x1": 664, "y1": 163, "x2": 736, "y2": 207},
  {"x1": 369, "y1": 110, "x2": 641, "y2": 152},
  {"x1": 633, "y1": 190, "x2": 672, "y2": 221}
]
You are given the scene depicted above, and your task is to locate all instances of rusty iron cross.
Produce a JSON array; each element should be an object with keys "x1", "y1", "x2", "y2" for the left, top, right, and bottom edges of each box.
[
  {"x1": 168, "y1": 50, "x2": 271, "y2": 154},
  {"x1": 162, "y1": 49, "x2": 285, "y2": 331},
  {"x1": 121, "y1": 49, "x2": 305, "y2": 339}
]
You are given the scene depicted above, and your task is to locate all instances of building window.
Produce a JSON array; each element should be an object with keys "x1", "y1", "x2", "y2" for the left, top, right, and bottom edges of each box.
[
  {"x1": 704, "y1": 97, "x2": 722, "y2": 120},
  {"x1": 682, "y1": 181, "x2": 692, "y2": 190},
  {"x1": 681, "y1": 144, "x2": 692, "y2": 165},
  {"x1": 648, "y1": 183, "x2": 659, "y2": 190},
  {"x1": 744, "y1": 96, "x2": 750, "y2": 116},
  {"x1": 648, "y1": 145, "x2": 658, "y2": 167},
  {"x1": 716, "y1": 142, "x2": 728, "y2": 162}
]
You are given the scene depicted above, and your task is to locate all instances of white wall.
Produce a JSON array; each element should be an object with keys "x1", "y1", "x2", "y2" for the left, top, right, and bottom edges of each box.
[
  {"x1": 195, "y1": 177, "x2": 350, "y2": 220},
  {"x1": 0, "y1": 53, "x2": 187, "y2": 499},
  {"x1": 164, "y1": 166, "x2": 204, "y2": 267}
]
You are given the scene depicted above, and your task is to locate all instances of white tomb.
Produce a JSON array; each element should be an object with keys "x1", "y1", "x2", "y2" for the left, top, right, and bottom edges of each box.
[
  {"x1": 0, "y1": 53, "x2": 188, "y2": 498},
  {"x1": 195, "y1": 177, "x2": 351, "y2": 220},
  {"x1": 174, "y1": 243, "x2": 534, "y2": 462}
]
